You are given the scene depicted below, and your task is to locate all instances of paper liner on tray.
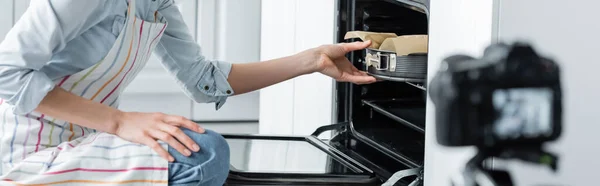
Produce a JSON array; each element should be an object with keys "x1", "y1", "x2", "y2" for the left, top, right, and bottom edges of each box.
[{"x1": 344, "y1": 31, "x2": 428, "y2": 55}]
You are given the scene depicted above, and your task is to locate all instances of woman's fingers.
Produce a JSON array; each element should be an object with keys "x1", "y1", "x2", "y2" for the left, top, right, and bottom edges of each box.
[
  {"x1": 159, "y1": 124, "x2": 200, "y2": 152},
  {"x1": 339, "y1": 40, "x2": 372, "y2": 53},
  {"x1": 163, "y1": 115, "x2": 204, "y2": 133},
  {"x1": 141, "y1": 136, "x2": 173, "y2": 162},
  {"x1": 342, "y1": 73, "x2": 377, "y2": 84},
  {"x1": 149, "y1": 128, "x2": 191, "y2": 157},
  {"x1": 352, "y1": 70, "x2": 369, "y2": 76}
]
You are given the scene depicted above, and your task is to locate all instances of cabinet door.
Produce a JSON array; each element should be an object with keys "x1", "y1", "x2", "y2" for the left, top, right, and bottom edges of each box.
[
  {"x1": 259, "y1": 0, "x2": 335, "y2": 135},
  {"x1": 191, "y1": 0, "x2": 261, "y2": 122},
  {"x1": 13, "y1": 0, "x2": 30, "y2": 24},
  {"x1": 0, "y1": 0, "x2": 14, "y2": 41}
]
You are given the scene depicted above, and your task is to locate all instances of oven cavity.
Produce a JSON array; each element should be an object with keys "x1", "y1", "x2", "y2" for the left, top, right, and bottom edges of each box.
[{"x1": 335, "y1": 0, "x2": 429, "y2": 184}]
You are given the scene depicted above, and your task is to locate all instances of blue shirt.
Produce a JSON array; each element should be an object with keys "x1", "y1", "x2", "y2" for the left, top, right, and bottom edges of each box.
[{"x1": 0, "y1": 0, "x2": 234, "y2": 114}]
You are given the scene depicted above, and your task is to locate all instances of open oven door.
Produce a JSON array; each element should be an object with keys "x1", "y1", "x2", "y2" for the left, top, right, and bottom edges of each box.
[
  {"x1": 223, "y1": 123, "x2": 424, "y2": 186},
  {"x1": 222, "y1": 123, "x2": 381, "y2": 186},
  {"x1": 222, "y1": 0, "x2": 431, "y2": 184}
]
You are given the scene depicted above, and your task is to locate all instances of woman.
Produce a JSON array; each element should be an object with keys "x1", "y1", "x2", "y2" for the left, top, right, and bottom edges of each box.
[{"x1": 0, "y1": 0, "x2": 375, "y2": 185}]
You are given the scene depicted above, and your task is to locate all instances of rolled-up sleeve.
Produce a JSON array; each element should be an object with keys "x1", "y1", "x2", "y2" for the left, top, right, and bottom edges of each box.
[
  {"x1": 154, "y1": 0, "x2": 234, "y2": 110},
  {"x1": 0, "y1": 0, "x2": 103, "y2": 114}
]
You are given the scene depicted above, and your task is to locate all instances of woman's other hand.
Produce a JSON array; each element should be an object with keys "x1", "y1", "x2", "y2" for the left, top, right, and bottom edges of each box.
[
  {"x1": 114, "y1": 112, "x2": 204, "y2": 162},
  {"x1": 302, "y1": 40, "x2": 377, "y2": 85}
]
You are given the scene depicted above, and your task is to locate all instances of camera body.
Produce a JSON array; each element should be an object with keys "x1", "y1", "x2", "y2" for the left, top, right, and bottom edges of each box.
[{"x1": 429, "y1": 42, "x2": 562, "y2": 148}]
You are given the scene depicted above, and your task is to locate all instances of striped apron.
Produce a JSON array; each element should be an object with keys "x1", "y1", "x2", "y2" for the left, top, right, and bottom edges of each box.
[{"x1": 0, "y1": 0, "x2": 170, "y2": 185}]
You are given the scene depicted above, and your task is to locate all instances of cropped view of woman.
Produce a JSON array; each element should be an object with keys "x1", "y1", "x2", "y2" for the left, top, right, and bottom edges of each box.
[{"x1": 0, "y1": 0, "x2": 374, "y2": 185}]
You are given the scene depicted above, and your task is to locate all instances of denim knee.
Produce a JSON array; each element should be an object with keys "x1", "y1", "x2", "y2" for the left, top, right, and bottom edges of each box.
[{"x1": 168, "y1": 128, "x2": 230, "y2": 185}]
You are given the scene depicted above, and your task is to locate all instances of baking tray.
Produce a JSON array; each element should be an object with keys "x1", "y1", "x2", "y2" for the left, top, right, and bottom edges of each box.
[{"x1": 364, "y1": 48, "x2": 427, "y2": 81}]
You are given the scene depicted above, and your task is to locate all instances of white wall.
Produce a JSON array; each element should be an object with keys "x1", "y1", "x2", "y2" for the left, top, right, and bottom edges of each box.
[
  {"x1": 259, "y1": 0, "x2": 336, "y2": 136},
  {"x1": 425, "y1": 0, "x2": 600, "y2": 185},
  {"x1": 493, "y1": 0, "x2": 600, "y2": 185},
  {"x1": 424, "y1": 0, "x2": 494, "y2": 185}
]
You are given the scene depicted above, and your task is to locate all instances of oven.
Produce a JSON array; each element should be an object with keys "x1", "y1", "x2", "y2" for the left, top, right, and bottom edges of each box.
[{"x1": 223, "y1": 0, "x2": 429, "y2": 185}]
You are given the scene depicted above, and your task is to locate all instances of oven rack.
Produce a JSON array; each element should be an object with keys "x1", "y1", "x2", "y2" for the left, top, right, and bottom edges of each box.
[
  {"x1": 382, "y1": 0, "x2": 429, "y2": 15},
  {"x1": 369, "y1": 73, "x2": 426, "y2": 83},
  {"x1": 406, "y1": 82, "x2": 426, "y2": 91},
  {"x1": 349, "y1": 123, "x2": 424, "y2": 168},
  {"x1": 361, "y1": 99, "x2": 425, "y2": 133}
]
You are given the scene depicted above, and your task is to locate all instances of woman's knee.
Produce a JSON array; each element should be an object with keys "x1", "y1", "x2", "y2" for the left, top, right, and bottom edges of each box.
[
  {"x1": 169, "y1": 128, "x2": 230, "y2": 182},
  {"x1": 192, "y1": 129, "x2": 230, "y2": 163}
]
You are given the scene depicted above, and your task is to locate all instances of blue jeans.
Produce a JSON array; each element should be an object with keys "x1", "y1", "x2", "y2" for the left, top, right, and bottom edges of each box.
[{"x1": 168, "y1": 129, "x2": 230, "y2": 186}]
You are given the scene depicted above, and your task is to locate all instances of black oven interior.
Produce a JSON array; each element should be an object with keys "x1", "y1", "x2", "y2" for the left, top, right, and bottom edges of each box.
[{"x1": 333, "y1": 0, "x2": 429, "y2": 183}]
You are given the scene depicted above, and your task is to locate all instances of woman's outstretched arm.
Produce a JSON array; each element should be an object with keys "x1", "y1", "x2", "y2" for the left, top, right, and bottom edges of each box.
[{"x1": 228, "y1": 41, "x2": 376, "y2": 95}]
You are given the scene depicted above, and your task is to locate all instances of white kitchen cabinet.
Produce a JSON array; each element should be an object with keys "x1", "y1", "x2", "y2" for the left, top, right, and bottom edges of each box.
[
  {"x1": 0, "y1": 0, "x2": 29, "y2": 42},
  {"x1": 257, "y1": 0, "x2": 298, "y2": 135},
  {"x1": 259, "y1": 0, "x2": 336, "y2": 136},
  {"x1": 0, "y1": 0, "x2": 13, "y2": 41},
  {"x1": 191, "y1": 0, "x2": 261, "y2": 122},
  {"x1": 13, "y1": 0, "x2": 30, "y2": 24},
  {"x1": 193, "y1": 92, "x2": 259, "y2": 121},
  {"x1": 117, "y1": 93, "x2": 192, "y2": 117}
]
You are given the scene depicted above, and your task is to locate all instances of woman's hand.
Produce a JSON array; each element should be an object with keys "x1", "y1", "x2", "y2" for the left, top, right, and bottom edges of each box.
[
  {"x1": 36, "y1": 88, "x2": 205, "y2": 162},
  {"x1": 304, "y1": 40, "x2": 377, "y2": 84},
  {"x1": 114, "y1": 111, "x2": 204, "y2": 162}
]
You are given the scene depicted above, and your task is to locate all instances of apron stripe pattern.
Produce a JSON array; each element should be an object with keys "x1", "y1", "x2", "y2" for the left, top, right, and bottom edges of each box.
[
  {"x1": 58, "y1": 121, "x2": 66, "y2": 144},
  {"x1": 46, "y1": 119, "x2": 55, "y2": 147},
  {"x1": 101, "y1": 20, "x2": 144, "y2": 103},
  {"x1": 0, "y1": 0, "x2": 171, "y2": 185},
  {"x1": 3, "y1": 179, "x2": 168, "y2": 185},
  {"x1": 21, "y1": 116, "x2": 31, "y2": 159},
  {"x1": 79, "y1": 13, "x2": 130, "y2": 98},
  {"x1": 67, "y1": 123, "x2": 75, "y2": 141},
  {"x1": 34, "y1": 115, "x2": 44, "y2": 152},
  {"x1": 8, "y1": 115, "x2": 17, "y2": 166},
  {"x1": 90, "y1": 17, "x2": 137, "y2": 101}
]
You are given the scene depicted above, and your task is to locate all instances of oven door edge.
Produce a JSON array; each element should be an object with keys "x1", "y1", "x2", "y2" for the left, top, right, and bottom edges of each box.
[{"x1": 222, "y1": 123, "x2": 379, "y2": 185}]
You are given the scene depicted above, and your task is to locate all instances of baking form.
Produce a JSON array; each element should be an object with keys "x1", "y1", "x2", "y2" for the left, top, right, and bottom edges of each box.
[{"x1": 344, "y1": 32, "x2": 428, "y2": 82}]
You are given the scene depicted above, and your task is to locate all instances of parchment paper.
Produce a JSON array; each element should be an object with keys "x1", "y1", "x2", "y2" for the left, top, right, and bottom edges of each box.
[{"x1": 344, "y1": 31, "x2": 428, "y2": 55}]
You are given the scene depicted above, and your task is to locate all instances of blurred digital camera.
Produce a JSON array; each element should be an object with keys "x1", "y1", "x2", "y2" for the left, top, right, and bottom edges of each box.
[{"x1": 429, "y1": 42, "x2": 563, "y2": 148}]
